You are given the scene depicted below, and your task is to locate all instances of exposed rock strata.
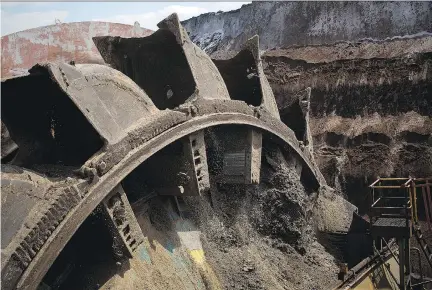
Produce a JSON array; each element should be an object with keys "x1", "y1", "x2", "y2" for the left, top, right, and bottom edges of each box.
[{"x1": 262, "y1": 42, "x2": 432, "y2": 212}]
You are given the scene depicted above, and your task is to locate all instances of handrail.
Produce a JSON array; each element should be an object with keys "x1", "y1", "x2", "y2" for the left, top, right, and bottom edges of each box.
[
  {"x1": 371, "y1": 185, "x2": 410, "y2": 189},
  {"x1": 422, "y1": 186, "x2": 432, "y2": 232},
  {"x1": 369, "y1": 177, "x2": 432, "y2": 189},
  {"x1": 412, "y1": 182, "x2": 418, "y2": 223},
  {"x1": 366, "y1": 177, "x2": 432, "y2": 290},
  {"x1": 413, "y1": 177, "x2": 432, "y2": 182},
  {"x1": 427, "y1": 182, "x2": 432, "y2": 232},
  {"x1": 369, "y1": 178, "x2": 381, "y2": 187},
  {"x1": 404, "y1": 178, "x2": 413, "y2": 187},
  {"x1": 411, "y1": 247, "x2": 423, "y2": 283},
  {"x1": 412, "y1": 279, "x2": 432, "y2": 287}
]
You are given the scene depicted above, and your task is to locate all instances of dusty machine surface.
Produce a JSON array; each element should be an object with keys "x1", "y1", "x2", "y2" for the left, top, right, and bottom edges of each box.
[{"x1": 0, "y1": 13, "x2": 357, "y2": 290}]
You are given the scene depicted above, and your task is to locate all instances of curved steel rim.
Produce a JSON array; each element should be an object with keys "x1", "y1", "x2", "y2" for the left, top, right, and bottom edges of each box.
[{"x1": 18, "y1": 112, "x2": 319, "y2": 289}]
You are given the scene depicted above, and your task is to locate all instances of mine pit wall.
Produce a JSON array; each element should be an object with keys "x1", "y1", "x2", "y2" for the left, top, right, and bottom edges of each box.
[
  {"x1": 262, "y1": 51, "x2": 432, "y2": 213},
  {"x1": 182, "y1": 1, "x2": 432, "y2": 54}
]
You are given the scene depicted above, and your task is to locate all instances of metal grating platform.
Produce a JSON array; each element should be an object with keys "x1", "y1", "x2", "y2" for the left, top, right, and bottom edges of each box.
[{"x1": 371, "y1": 217, "x2": 412, "y2": 239}]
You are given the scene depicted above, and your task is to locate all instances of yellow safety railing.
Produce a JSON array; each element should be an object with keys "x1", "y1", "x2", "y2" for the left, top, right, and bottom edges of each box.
[{"x1": 369, "y1": 177, "x2": 432, "y2": 227}]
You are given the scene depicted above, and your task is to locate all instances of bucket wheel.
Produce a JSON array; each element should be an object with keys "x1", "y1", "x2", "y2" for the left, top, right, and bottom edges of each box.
[{"x1": 1, "y1": 13, "x2": 322, "y2": 290}]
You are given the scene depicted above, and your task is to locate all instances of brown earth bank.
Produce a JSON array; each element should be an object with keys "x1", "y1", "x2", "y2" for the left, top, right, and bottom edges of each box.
[
  {"x1": 263, "y1": 35, "x2": 432, "y2": 63},
  {"x1": 260, "y1": 39, "x2": 432, "y2": 213},
  {"x1": 202, "y1": 37, "x2": 431, "y2": 213}
]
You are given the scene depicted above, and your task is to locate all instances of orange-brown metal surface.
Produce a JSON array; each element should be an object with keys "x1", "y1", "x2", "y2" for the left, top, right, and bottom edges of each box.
[{"x1": 1, "y1": 21, "x2": 153, "y2": 78}]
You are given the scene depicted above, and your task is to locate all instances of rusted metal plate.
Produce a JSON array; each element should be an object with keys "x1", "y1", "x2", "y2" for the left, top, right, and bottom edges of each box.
[{"x1": 1, "y1": 21, "x2": 153, "y2": 78}]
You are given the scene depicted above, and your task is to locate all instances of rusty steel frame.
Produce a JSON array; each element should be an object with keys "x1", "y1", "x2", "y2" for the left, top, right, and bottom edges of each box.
[{"x1": 370, "y1": 177, "x2": 432, "y2": 189}]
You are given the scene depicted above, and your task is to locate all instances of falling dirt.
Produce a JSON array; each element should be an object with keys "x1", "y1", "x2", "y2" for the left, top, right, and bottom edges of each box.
[
  {"x1": 69, "y1": 142, "x2": 341, "y2": 290},
  {"x1": 181, "y1": 143, "x2": 339, "y2": 290}
]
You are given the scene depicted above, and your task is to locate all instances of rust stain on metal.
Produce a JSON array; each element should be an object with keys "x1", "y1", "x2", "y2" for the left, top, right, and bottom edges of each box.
[{"x1": 1, "y1": 21, "x2": 153, "y2": 78}]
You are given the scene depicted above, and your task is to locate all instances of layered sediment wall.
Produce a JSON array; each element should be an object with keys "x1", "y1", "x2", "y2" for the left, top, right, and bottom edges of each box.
[{"x1": 262, "y1": 39, "x2": 432, "y2": 212}]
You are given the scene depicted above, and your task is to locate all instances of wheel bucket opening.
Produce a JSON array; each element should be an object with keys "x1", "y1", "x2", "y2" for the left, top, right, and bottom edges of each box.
[
  {"x1": 213, "y1": 50, "x2": 263, "y2": 106},
  {"x1": 280, "y1": 101, "x2": 307, "y2": 142},
  {"x1": 94, "y1": 30, "x2": 196, "y2": 110},
  {"x1": 39, "y1": 208, "x2": 125, "y2": 290},
  {"x1": 1, "y1": 71, "x2": 104, "y2": 168}
]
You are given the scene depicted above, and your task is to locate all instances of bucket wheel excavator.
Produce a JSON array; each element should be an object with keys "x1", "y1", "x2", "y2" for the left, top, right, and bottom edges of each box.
[{"x1": 1, "y1": 14, "x2": 323, "y2": 290}]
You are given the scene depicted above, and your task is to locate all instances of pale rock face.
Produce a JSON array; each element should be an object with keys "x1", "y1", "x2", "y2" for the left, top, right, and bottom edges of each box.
[
  {"x1": 182, "y1": 1, "x2": 432, "y2": 55},
  {"x1": 189, "y1": 30, "x2": 224, "y2": 54}
]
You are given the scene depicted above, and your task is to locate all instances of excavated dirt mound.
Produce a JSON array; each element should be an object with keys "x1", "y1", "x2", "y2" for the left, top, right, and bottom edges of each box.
[
  {"x1": 74, "y1": 143, "x2": 341, "y2": 290},
  {"x1": 182, "y1": 144, "x2": 339, "y2": 290}
]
